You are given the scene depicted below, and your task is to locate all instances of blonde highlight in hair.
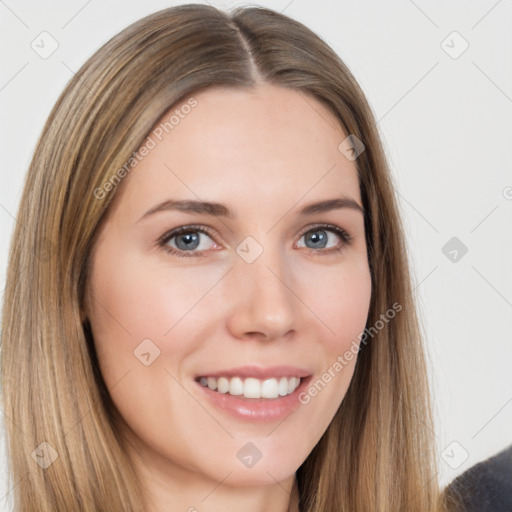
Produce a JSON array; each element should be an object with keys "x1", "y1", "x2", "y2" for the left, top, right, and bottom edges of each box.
[{"x1": 1, "y1": 4, "x2": 448, "y2": 511}]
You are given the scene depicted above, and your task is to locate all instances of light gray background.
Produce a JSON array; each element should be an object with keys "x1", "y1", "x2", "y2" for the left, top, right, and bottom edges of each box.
[{"x1": 1, "y1": 0, "x2": 511, "y2": 509}]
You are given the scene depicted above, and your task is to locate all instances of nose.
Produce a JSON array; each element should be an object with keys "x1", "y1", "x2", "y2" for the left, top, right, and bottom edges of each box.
[{"x1": 225, "y1": 247, "x2": 298, "y2": 342}]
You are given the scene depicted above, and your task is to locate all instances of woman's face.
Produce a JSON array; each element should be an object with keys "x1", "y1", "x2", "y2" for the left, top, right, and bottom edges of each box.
[{"x1": 86, "y1": 83, "x2": 371, "y2": 492}]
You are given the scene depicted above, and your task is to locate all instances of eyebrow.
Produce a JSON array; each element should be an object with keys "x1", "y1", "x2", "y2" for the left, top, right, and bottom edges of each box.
[{"x1": 136, "y1": 196, "x2": 364, "y2": 223}]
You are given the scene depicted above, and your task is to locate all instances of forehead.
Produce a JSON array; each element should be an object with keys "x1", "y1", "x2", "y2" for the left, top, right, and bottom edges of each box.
[{"x1": 108, "y1": 83, "x2": 361, "y2": 220}]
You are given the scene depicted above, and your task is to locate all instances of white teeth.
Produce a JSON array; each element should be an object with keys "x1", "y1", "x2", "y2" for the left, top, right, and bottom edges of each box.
[
  {"x1": 288, "y1": 377, "x2": 300, "y2": 394},
  {"x1": 278, "y1": 377, "x2": 289, "y2": 396},
  {"x1": 198, "y1": 376, "x2": 302, "y2": 398},
  {"x1": 261, "y1": 378, "x2": 279, "y2": 399},
  {"x1": 217, "y1": 377, "x2": 230, "y2": 394},
  {"x1": 244, "y1": 378, "x2": 261, "y2": 398},
  {"x1": 230, "y1": 377, "x2": 244, "y2": 396}
]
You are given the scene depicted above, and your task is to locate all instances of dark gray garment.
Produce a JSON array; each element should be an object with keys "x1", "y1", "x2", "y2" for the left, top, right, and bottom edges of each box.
[{"x1": 444, "y1": 444, "x2": 512, "y2": 512}]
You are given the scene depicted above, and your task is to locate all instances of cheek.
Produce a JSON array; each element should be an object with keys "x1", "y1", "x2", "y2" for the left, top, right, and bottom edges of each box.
[
  {"x1": 285, "y1": 255, "x2": 371, "y2": 412},
  {"x1": 86, "y1": 248, "x2": 170, "y2": 382},
  {"x1": 298, "y1": 254, "x2": 372, "y2": 351},
  {"x1": 328, "y1": 273, "x2": 371, "y2": 348},
  {"x1": 87, "y1": 244, "x2": 232, "y2": 390},
  {"x1": 86, "y1": 250, "x2": 220, "y2": 467}
]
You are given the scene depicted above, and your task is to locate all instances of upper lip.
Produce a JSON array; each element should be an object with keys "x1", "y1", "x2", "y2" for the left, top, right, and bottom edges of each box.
[{"x1": 195, "y1": 365, "x2": 312, "y2": 380}]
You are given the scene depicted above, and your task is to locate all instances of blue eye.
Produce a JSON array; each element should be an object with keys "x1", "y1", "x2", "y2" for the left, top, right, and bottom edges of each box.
[
  {"x1": 159, "y1": 225, "x2": 217, "y2": 257},
  {"x1": 158, "y1": 223, "x2": 353, "y2": 258},
  {"x1": 297, "y1": 226, "x2": 352, "y2": 252}
]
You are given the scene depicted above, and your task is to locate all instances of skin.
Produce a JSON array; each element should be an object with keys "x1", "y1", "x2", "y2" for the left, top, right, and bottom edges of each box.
[{"x1": 85, "y1": 83, "x2": 372, "y2": 512}]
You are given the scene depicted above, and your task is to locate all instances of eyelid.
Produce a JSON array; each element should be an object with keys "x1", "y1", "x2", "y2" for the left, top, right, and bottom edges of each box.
[
  {"x1": 157, "y1": 224, "x2": 216, "y2": 244},
  {"x1": 296, "y1": 223, "x2": 353, "y2": 244}
]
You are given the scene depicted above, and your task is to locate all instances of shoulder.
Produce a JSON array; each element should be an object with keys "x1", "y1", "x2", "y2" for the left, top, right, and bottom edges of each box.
[{"x1": 444, "y1": 444, "x2": 512, "y2": 512}]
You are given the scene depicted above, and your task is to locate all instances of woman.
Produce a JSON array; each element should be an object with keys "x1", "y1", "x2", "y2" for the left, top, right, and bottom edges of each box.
[{"x1": 1, "y1": 4, "x2": 447, "y2": 511}]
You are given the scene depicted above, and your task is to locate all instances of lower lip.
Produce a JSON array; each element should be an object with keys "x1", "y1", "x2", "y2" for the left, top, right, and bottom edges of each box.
[{"x1": 195, "y1": 376, "x2": 312, "y2": 423}]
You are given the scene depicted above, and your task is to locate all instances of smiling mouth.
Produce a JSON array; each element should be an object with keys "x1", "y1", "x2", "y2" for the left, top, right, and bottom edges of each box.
[{"x1": 196, "y1": 375, "x2": 302, "y2": 399}]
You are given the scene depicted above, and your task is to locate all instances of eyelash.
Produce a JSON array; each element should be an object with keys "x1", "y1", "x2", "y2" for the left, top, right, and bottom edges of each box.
[{"x1": 157, "y1": 223, "x2": 354, "y2": 258}]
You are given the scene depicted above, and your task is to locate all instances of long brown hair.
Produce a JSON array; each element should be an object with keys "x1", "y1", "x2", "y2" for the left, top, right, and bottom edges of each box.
[{"x1": 1, "y1": 4, "x2": 447, "y2": 511}]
